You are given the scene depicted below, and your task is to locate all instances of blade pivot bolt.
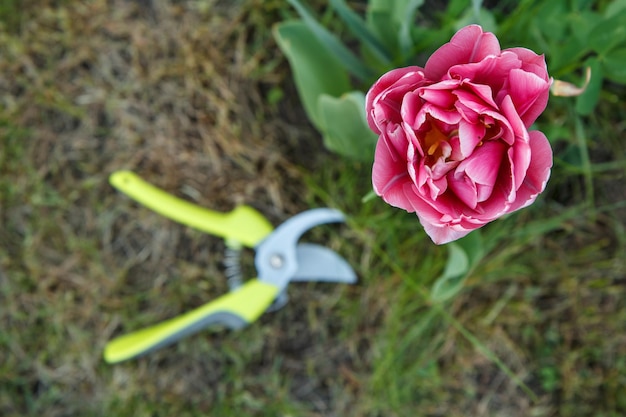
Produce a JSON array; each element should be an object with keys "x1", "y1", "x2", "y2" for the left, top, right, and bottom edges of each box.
[{"x1": 269, "y1": 253, "x2": 285, "y2": 269}]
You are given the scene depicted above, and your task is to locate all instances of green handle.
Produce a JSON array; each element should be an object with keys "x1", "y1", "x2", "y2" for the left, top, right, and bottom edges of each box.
[
  {"x1": 104, "y1": 279, "x2": 279, "y2": 363},
  {"x1": 110, "y1": 171, "x2": 273, "y2": 248}
]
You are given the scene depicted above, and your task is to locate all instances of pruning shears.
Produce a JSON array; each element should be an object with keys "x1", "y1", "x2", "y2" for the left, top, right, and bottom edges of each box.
[{"x1": 104, "y1": 171, "x2": 356, "y2": 363}]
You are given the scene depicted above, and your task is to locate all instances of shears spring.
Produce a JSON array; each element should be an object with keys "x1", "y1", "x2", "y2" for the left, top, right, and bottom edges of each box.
[{"x1": 223, "y1": 246, "x2": 243, "y2": 290}]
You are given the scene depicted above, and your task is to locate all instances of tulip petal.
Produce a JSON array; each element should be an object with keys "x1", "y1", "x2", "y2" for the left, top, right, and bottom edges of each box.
[
  {"x1": 421, "y1": 220, "x2": 474, "y2": 245},
  {"x1": 476, "y1": 179, "x2": 512, "y2": 221},
  {"x1": 424, "y1": 25, "x2": 501, "y2": 81},
  {"x1": 464, "y1": 141, "x2": 506, "y2": 183},
  {"x1": 508, "y1": 130, "x2": 553, "y2": 211},
  {"x1": 449, "y1": 51, "x2": 521, "y2": 93},
  {"x1": 404, "y1": 183, "x2": 487, "y2": 244},
  {"x1": 458, "y1": 119, "x2": 486, "y2": 157},
  {"x1": 507, "y1": 48, "x2": 549, "y2": 80},
  {"x1": 372, "y1": 138, "x2": 413, "y2": 210},
  {"x1": 505, "y1": 68, "x2": 550, "y2": 127},
  {"x1": 423, "y1": 103, "x2": 463, "y2": 126},
  {"x1": 382, "y1": 122, "x2": 409, "y2": 162},
  {"x1": 401, "y1": 91, "x2": 424, "y2": 128},
  {"x1": 449, "y1": 173, "x2": 478, "y2": 209},
  {"x1": 366, "y1": 67, "x2": 426, "y2": 132},
  {"x1": 370, "y1": 83, "x2": 422, "y2": 133},
  {"x1": 462, "y1": 81, "x2": 498, "y2": 109},
  {"x1": 418, "y1": 80, "x2": 459, "y2": 107},
  {"x1": 500, "y1": 96, "x2": 531, "y2": 191}
]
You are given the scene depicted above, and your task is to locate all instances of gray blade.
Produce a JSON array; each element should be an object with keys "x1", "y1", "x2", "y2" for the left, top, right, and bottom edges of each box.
[
  {"x1": 292, "y1": 243, "x2": 357, "y2": 283},
  {"x1": 255, "y1": 208, "x2": 346, "y2": 291},
  {"x1": 264, "y1": 243, "x2": 356, "y2": 313}
]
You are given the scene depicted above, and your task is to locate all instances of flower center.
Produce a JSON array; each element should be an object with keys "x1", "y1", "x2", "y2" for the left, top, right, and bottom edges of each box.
[{"x1": 423, "y1": 122, "x2": 449, "y2": 160}]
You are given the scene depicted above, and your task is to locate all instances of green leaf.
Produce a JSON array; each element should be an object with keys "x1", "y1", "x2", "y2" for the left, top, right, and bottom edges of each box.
[
  {"x1": 328, "y1": 0, "x2": 391, "y2": 65},
  {"x1": 471, "y1": 0, "x2": 483, "y2": 21},
  {"x1": 549, "y1": 37, "x2": 589, "y2": 75},
  {"x1": 455, "y1": 229, "x2": 484, "y2": 267},
  {"x1": 430, "y1": 243, "x2": 469, "y2": 303},
  {"x1": 430, "y1": 231, "x2": 484, "y2": 303},
  {"x1": 318, "y1": 91, "x2": 378, "y2": 161},
  {"x1": 286, "y1": 0, "x2": 373, "y2": 80},
  {"x1": 567, "y1": 11, "x2": 602, "y2": 45},
  {"x1": 575, "y1": 57, "x2": 603, "y2": 115},
  {"x1": 535, "y1": 2, "x2": 569, "y2": 41},
  {"x1": 604, "y1": 0, "x2": 626, "y2": 18},
  {"x1": 361, "y1": 189, "x2": 377, "y2": 203},
  {"x1": 454, "y1": 7, "x2": 497, "y2": 34},
  {"x1": 601, "y1": 47, "x2": 626, "y2": 84},
  {"x1": 366, "y1": 10, "x2": 398, "y2": 56},
  {"x1": 396, "y1": 0, "x2": 424, "y2": 56},
  {"x1": 587, "y1": 9, "x2": 626, "y2": 54},
  {"x1": 366, "y1": 0, "x2": 424, "y2": 59},
  {"x1": 273, "y1": 21, "x2": 351, "y2": 130}
]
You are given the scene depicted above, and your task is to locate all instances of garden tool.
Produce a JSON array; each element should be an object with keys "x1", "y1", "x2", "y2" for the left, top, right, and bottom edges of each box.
[{"x1": 103, "y1": 171, "x2": 356, "y2": 363}]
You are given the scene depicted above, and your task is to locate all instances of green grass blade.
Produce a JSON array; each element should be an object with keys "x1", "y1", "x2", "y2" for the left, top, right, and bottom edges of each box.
[
  {"x1": 574, "y1": 115, "x2": 595, "y2": 211},
  {"x1": 448, "y1": 314, "x2": 539, "y2": 401},
  {"x1": 362, "y1": 228, "x2": 539, "y2": 401}
]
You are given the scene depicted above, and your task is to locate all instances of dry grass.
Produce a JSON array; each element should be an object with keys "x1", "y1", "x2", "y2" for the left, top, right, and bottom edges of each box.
[
  {"x1": 0, "y1": 1, "x2": 339, "y2": 415},
  {"x1": 1, "y1": 1, "x2": 626, "y2": 416}
]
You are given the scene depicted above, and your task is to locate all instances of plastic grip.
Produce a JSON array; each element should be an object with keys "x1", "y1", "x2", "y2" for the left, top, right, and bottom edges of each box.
[
  {"x1": 103, "y1": 280, "x2": 279, "y2": 363},
  {"x1": 109, "y1": 171, "x2": 273, "y2": 247}
]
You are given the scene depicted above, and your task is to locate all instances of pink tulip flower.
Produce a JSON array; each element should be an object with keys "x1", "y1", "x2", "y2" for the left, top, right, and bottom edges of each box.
[{"x1": 366, "y1": 25, "x2": 553, "y2": 244}]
